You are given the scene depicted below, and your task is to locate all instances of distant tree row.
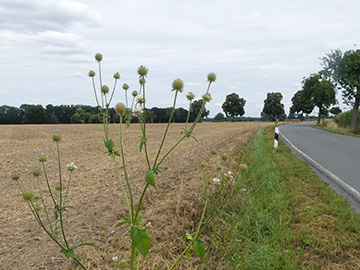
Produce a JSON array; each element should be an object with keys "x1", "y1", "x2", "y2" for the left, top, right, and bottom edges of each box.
[{"x1": 0, "y1": 101, "x2": 209, "y2": 124}]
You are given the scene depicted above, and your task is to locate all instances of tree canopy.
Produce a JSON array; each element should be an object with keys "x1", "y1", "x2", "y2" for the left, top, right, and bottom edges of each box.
[
  {"x1": 290, "y1": 90, "x2": 314, "y2": 117},
  {"x1": 302, "y1": 74, "x2": 336, "y2": 125},
  {"x1": 262, "y1": 92, "x2": 285, "y2": 120},
  {"x1": 222, "y1": 93, "x2": 246, "y2": 121},
  {"x1": 321, "y1": 49, "x2": 360, "y2": 131}
]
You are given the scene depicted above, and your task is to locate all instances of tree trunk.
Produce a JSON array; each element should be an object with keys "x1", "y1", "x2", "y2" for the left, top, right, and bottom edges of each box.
[
  {"x1": 351, "y1": 86, "x2": 360, "y2": 132},
  {"x1": 317, "y1": 107, "x2": 322, "y2": 125}
]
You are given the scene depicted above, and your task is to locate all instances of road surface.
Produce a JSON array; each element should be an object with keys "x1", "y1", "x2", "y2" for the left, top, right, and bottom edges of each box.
[{"x1": 279, "y1": 122, "x2": 360, "y2": 212}]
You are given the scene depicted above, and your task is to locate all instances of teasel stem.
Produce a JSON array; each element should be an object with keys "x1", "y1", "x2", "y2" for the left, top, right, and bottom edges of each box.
[
  {"x1": 152, "y1": 89, "x2": 179, "y2": 169},
  {"x1": 36, "y1": 174, "x2": 54, "y2": 234},
  {"x1": 119, "y1": 116, "x2": 134, "y2": 221}
]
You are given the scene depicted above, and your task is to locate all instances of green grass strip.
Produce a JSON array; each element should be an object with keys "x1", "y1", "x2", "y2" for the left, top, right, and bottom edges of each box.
[{"x1": 219, "y1": 126, "x2": 360, "y2": 269}]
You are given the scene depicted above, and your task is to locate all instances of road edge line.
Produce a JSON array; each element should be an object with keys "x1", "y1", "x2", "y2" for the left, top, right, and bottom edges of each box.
[{"x1": 280, "y1": 132, "x2": 360, "y2": 202}]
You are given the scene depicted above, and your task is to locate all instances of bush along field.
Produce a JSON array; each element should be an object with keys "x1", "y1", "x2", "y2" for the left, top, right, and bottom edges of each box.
[{"x1": 218, "y1": 126, "x2": 360, "y2": 269}]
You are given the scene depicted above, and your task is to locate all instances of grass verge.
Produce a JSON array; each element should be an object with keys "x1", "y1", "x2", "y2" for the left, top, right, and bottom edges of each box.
[
  {"x1": 216, "y1": 126, "x2": 360, "y2": 269},
  {"x1": 313, "y1": 120, "x2": 360, "y2": 138}
]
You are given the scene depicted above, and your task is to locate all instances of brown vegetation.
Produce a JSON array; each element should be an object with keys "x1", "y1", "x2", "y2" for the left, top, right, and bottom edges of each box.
[{"x1": 0, "y1": 122, "x2": 268, "y2": 269}]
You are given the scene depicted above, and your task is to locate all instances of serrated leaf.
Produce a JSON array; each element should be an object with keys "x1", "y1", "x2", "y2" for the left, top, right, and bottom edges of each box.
[
  {"x1": 130, "y1": 226, "x2": 151, "y2": 260},
  {"x1": 145, "y1": 170, "x2": 157, "y2": 189},
  {"x1": 193, "y1": 239, "x2": 205, "y2": 262}
]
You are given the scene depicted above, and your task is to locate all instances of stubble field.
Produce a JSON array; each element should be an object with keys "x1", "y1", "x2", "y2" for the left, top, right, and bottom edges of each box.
[{"x1": 0, "y1": 122, "x2": 269, "y2": 270}]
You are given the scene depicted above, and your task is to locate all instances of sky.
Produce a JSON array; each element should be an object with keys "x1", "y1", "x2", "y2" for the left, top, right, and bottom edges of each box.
[{"x1": 1, "y1": 0, "x2": 359, "y2": 117}]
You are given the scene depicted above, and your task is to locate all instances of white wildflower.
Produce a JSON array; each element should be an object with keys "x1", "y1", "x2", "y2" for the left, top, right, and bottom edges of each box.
[
  {"x1": 66, "y1": 162, "x2": 78, "y2": 171},
  {"x1": 212, "y1": 178, "x2": 221, "y2": 185},
  {"x1": 133, "y1": 106, "x2": 143, "y2": 116},
  {"x1": 112, "y1": 256, "x2": 118, "y2": 262},
  {"x1": 136, "y1": 94, "x2": 145, "y2": 104}
]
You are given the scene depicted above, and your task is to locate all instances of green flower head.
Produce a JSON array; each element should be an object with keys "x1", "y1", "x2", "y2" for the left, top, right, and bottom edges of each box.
[
  {"x1": 217, "y1": 165, "x2": 223, "y2": 171},
  {"x1": 239, "y1": 163, "x2": 248, "y2": 173},
  {"x1": 202, "y1": 93, "x2": 212, "y2": 102},
  {"x1": 95, "y1": 53, "x2": 103, "y2": 62},
  {"x1": 38, "y1": 153, "x2": 47, "y2": 163},
  {"x1": 200, "y1": 161, "x2": 207, "y2": 168},
  {"x1": 211, "y1": 149, "x2": 217, "y2": 155},
  {"x1": 122, "y1": 83, "x2": 129, "y2": 90},
  {"x1": 101, "y1": 85, "x2": 109, "y2": 94},
  {"x1": 23, "y1": 190, "x2": 33, "y2": 201},
  {"x1": 113, "y1": 72, "x2": 120, "y2": 79},
  {"x1": 33, "y1": 168, "x2": 41, "y2": 177},
  {"x1": 11, "y1": 173, "x2": 20, "y2": 181},
  {"x1": 221, "y1": 153, "x2": 229, "y2": 161},
  {"x1": 88, "y1": 70, "x2": 95, "y2": 77},
  {"x1": 132, "y1": 90, "x2": 138, "y2": 97},
  {"x1": 139, "y1": 77, "x2": 146, "y2": 85},
  {"x1": 186, "y1": 92, "x2": 195, "y2": 101},
  {"x1": 137, "y1": 65, "x2": 148, "y2": 77},
  {"x1": 115, "y1": 103, "x2": 126, "y2": 116},
  {"x1": 207, "y1": 72, "x2": 216, "y2": 83},
  {"x1": 172, "y1": 79, "x2": 184, "y2": 92},
  {"x1": 53, "y1": 133, "x2": 61, "y2": 142}
]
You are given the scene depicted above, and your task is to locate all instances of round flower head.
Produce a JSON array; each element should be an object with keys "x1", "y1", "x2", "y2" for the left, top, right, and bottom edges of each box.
[
  {"x1": 122, "y1": 83, "x2": 129, "y2": 90},
  {"x1": 53, "y1": 133, "x2": 61, "y2": 142},
  {"x1": 11, "y1": 173, "x2": 20, "y2": 181},
  {"x1": 132, "y1": 90, "x2": 138, "y2": 97},
  {"x1": 95, "y1": 53, "x2": 103, "y2": 62},
  {"x1": 207, "y1": 72, "x2": 216, "y2": 83},
  {"x1": 172, "y1": 79, "x2": 184, "y2": 92},
  {"x1": 137, "y1": 65, "x2": 148, "y2": 77},
  {"x1": 33, "y1": 168, "x2": 41, "y2": 177},
  {"x1": 101, "y1": 85, "x2": 109, "y2": 94},
  {"x1": 186, "y1": 92, "x2": 195, "y2": 101},
  {"x1": 66, "y1": 162, "x2": 78, "y2": 172},
  {"x1": 202, "y1": 93, "x2": 212, "y2": 102},
  {"x1": 136, "y1": 94, "x2": 145, "y2": 104},
  {"x1": 200, "y1": 161, "x2": 207, "y2": 168},
  {"x1": 55, "y1": 184, "x2": 62, "y2": 191},
  {"x1": 38, "y1": 153, "x2": 47, "y2": 163},
  {"x1": 113, "y1": 72, "x2": 120, "y2": 79},
  {"x1": 139, "y1": 77, "x2": 146, "y2": 85},
  {"x1": 239, "y1": 163, "x2": 248, "y2": 173},
  {"x1": 33, "y1": 194, "x2": 40, "y2": 200},
  {"x1": 88, "y1": 70, "x2": 95, "y2": 77},
  {"x1": 211, "y1": 149, "x2": 217, "y2": 155},
  {"x1": 217, "y1": 165, "x2": 223, "y2": 171},
  {"x1": 221, "y1": 153, "x2": 229, "y2": 161},
  {"x1": 100, "y1": 231, "x2": 106, "y2": 237},
  {"x1": 23, "y1": 190, "x2": 33, "y2": 201},
  {"x1": 115, "y1": 103, "x2": 126, "y2": 116}
]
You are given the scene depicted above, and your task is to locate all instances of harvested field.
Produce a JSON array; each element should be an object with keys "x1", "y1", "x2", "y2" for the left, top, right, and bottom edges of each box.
[{"x1": 0, "y1": 122, "x2": 269, "y2": 270}]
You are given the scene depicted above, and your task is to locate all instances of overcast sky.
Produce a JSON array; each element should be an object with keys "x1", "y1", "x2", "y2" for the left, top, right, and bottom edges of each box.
[{"x1": 1, "y1": 0, "x2": 359, "y2": 117}]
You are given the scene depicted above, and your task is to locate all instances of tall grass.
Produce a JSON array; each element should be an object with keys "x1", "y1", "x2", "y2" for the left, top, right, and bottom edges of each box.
[{"x1": 217, "y1": 126, "x2": 360, "y2": 269}]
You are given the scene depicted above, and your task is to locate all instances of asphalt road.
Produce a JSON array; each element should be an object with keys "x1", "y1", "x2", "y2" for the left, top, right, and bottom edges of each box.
[{"x1": 279, "y1": 122, "x2": 360, "y2": 212}]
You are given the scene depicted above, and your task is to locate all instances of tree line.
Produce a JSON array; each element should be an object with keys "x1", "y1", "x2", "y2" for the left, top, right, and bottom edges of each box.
[{"x1": 0, "y1": 101, "x2": 209, "y2": 125}]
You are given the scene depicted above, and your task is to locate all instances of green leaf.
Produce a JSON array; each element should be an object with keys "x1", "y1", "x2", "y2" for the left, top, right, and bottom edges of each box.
[
  {"x1": 61, "y1": 248, "x2": 75, "y2": 259},
  {"x1": 71, "y1": 242, "x2": 100, "y2": 250},
  {"x1": 115, "y1": 221, "x2": 128, "y2": 227},
  {"x1": 139, "y1": 137, "x2": 147, "y2": 152},
  {"x1": 145, "y1": 170, "x2": 157, "y2": 189},
  {"x1": 193, "y1": 239, "x2": 205, "y2": 262},
  {"x1": 130, "y1": 226, "x2": 151, "y2": 260}
]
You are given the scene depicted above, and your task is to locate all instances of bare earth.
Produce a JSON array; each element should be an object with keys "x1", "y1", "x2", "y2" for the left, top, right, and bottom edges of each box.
[{"x1": 0, "y1": 122, "x2": 269, "y2": 270}]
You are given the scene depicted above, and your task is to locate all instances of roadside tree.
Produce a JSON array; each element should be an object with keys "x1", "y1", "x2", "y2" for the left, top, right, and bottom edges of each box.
[
  {"x1": 290, "y1": 90, "x2": 314, "y2": 118},
  {"x1": 262, "y1": 92, "x2": 285, "y2": 120},
  {"x1": 222, "y1": 93, "x2": 246, "y2": 121},
  {"x1": 321, "y1": 49, "x2": 360, "y2": 132},
  {"x1": 302, "y1": 74, "x2": 336, "y2": 125}
]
